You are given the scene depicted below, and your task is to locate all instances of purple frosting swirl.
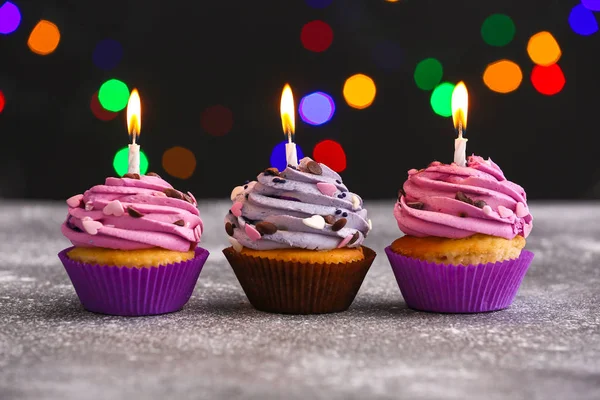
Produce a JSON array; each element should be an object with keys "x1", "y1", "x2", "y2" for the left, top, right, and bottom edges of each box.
[{"x1": 225, "y1": 158, "x2": 371, "y2": 250}]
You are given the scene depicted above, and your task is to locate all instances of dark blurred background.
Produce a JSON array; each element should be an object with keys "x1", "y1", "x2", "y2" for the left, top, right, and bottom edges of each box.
[{"x1": 0, "y1": 0, "x2": 598, "y2": 200}]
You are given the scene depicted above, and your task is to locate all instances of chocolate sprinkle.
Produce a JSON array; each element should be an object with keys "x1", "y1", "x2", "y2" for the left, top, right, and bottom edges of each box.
[
  {"x1": 337, "y1": 194, "x2": 344, "y2": 199},
  {"x1": 255, "y1": 221, "x2": 278, "y2": 235},
  {"x1": 336, "y1": 180, "x2": 342, "y2": 184},
  {"x1": 182, "y1": 193, "x2": 194, "y2": 204},
  {"x1": 163, "y1": 188, "x2": 183, "y2": 200},
  {"x1": 456, "y1": 192, "x2": 474, "y2": 205},
  {"x1": 272, "y1": 178, "x2": 286, "y2": 183},
  {"x1": 474, "y1": 200, "x2": 487, "y2": 209},
  {"x1": 459, "y1": 212, "x2": 468, "y2": 218},
  {"x1": 407, "y1": 202, "x2": 425, "y2": 210},
  {"x1": 173, "y1": 219, "x2": 185, "y2": 226},
  {"x1": 398, "y1": 187, "x2": 406, "y2": 197},
  {"x1": 146, "y1": 172, "x2": 160, "y2": 177},
  {"x1": 324, "y1": 215, "x2": 336, "y2": 225},
  {"x1": 225, "y1": 222, "x2": 234, "y2": 236},
  {"x1": 306, "y1": 161, "x2": 323, "y2": 175},
  {"x1": 123, "y1": 173, "x2": 140, "y2": 179},
  {"x1": 332, "y1": 218, "x2": 347, "y2": 232},
  {"x1": 335, "y1": 210, "x2": 342, "y2": 215},
  {"x1": 342, "y1": 212, "x2": 348, "y2": 217},
  {"x1": 264, "y1": 168, "x2": 280, "y2": 177},
  {"x1": 349, "y1": 231, "x2": 360, "y2": 245},
  {"x1": 127, "y1": 207, "x2": 144, "y2": 218}
]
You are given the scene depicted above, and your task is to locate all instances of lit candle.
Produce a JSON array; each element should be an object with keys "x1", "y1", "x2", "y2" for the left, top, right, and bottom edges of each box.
[
  {"x1": 451, "y1": 81, "x2": 469, "y2": 167},
  {"x1": 280, "y1": 84, "x2": 297, "y2": 167},
  {"x1": 126, "y1": 89, "x2": 142, "y2": 175}
]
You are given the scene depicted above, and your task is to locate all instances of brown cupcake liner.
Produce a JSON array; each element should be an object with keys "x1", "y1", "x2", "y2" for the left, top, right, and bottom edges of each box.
[{"x1": 223, "y1": 246, "x2": 376, "y2": 314}]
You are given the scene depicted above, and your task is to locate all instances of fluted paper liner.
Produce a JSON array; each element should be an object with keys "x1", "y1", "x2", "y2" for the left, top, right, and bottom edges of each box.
[
  {"x1": 223, "y1": 246, "x2": 376, "y2": 314},
  {"x1": 385, "y1": 247, "x2": 534, "y2": 313},
  {"x1": 58, "y1": 247, "x2": 209, "y2": 316}
]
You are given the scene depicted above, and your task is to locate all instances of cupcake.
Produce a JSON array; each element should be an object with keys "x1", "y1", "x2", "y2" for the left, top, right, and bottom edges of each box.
[
  {"x1": 386, "y1": 156, "x2": 534, "y2": 313},
  {"x1": 58, "y1": 172, "x2": 209, "y2": 316},
  {"x1": 223, "y1": 157, "x2": 376, "y2": 314}
]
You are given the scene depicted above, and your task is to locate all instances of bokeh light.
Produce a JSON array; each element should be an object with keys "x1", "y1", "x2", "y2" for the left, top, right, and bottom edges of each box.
[
  {"x1": 531, "y1": 64, "x2": 565, "y2": 96},
  {"x1": 93, "y1": 39, "x2": 123, "y2": 71},
  {"x1": 299, "y1": 91, "x2": 335, "y2": 125},
  {"x1": 113, "y1": 147, "x2": 148, "y2": 177},
  {"x1": 0, "y1": 1, "x2": 21, "y2": 34},
  {"x1": 372, "y1": 40, "x2": 403, "y2": 70},
  {"x1": 430, "y1": 82, "x2": 455, "y2": 117},
  {"x1": 582, "y1": 0, "x2": 600, "y2": 11},
  {"x1": 527, "y1": 31, "x2": 561, "y2": 66},
  {"x1": 270, "y1": 141, "x2": 305, "y2": 171},
  {"x1": 414, "y1": 58, "x2": 443, "y2": 91},
  {"x1": 0, "y1": 90, "x2": 5, "y2": 113},
  {"x1": 27, "y1": 20, "x2": 61, "y2": 55},
  {"x1": 90, "y1": 91, "x2": 118, "y2": 121},
  {"x1": 162, "y1": 147, "x2": 196, "y2": 179},
  {"x1": 569, "y1": 4, "x2": 598, "y2": 36},
  {"x1": 201, "y1": 105, "x2": 233, "y2": 136},
  {"x1": 483, "y1": 60, "x2": 523, "y2": 94},
  {"x1": 98, "y1": 79, "x2": 130, "y2": 112},
  {"x1": 313, "y1": 139, "x2": 347, "y2": 173},
  {"x1": 343, "y1": 74, "x2": 376, "y2": 109},
  {"x1": 305, "y1": 0, "x2": 333, "y2": 8},
  {"x1": 481, "y1": 14, "x2": 516, "y2": 47},
  {"x1": 300, "y1": 20, "x2": 334, "y2": 52}
]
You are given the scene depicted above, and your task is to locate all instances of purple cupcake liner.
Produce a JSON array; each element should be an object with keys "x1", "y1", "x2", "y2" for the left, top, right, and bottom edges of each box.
[
  {"x1": 58, "y1": 247, "x2": 209, "y2": 316},
  {"x1": 385, "y1": 247, "x2": 534, "y2": 313}
]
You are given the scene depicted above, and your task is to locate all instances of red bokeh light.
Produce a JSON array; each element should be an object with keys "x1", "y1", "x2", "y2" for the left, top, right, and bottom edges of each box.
[
  {"x1": 90, "y1": 91, "x2": 118, "y2": 121},
  {"x1": 530, "y1": 64, "x2": 565, "y2": 96},
  {"x1": 0, "y1": 90, "x2": 5, "y2": 113},
  {"x1": 300, "y1": 20, "x2": 334, "y2": 52},
  {"x1": 201, "y1": 105, "x2": 233, "y2": 136},
  {"x1": 313, "y1": 139, "x2": 347, "y2": 172}
]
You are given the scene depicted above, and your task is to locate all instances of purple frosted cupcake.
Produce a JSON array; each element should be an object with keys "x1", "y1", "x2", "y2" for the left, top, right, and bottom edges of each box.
[{"x1": 386, "y1": 156, "x2": 534, "y2": 313}]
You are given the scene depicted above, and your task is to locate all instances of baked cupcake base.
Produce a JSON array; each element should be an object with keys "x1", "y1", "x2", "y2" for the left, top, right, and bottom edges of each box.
[
  {"x1": 385, "y1": 246, "x2": 534, "y2": 313},
  {"x1": 223, "y1": 246, "x2": 376, "y2": 314},
  {"x1": 58, "y1": 247, "x2": 209, "y2": 316}
]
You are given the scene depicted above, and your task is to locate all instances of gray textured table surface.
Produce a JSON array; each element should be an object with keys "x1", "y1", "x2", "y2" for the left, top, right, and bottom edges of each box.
[{"x1": 1, "y1": 200, "x2": 599, "y2": 400}]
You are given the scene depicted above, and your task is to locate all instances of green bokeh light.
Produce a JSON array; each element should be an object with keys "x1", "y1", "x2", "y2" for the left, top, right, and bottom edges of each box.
[
  {"x1": 98, "y1": 79, "x2": 130, "y2": 112},
  {"x1": 430, "y1": 82, "x2": 455, "y2": 117},
  {"x1": 113, "y1": 147, "x2": 149, "y2": 176},
  {"x1": 414, "y1": 58, "x2": 443, "y2": 91},
  {"x1": 481, "y1": 14, "x2": 516, "y2": 47}
]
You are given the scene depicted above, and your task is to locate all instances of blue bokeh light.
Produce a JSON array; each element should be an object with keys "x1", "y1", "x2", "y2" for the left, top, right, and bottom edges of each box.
[
  {"x1": 569, "y1": 4, "x2": 598, "y2": 36},
  {"x1": 372, "y1": 40, "x2": 404, "y2": 70},
  {"x1": 0, "y1": 2, "x2": 21, "y2": 35},
  {"x1": 582, "y1": 0, "x2": 600, "y2": 12},
  {"x1": 270, "y1": 141, "x2": 305, "y2": 172},
  {"x1": 299, "y1": 92, "x2": 335, "y2": 126},
  {"x1": 305, "y1": 0, "x2": 333, "y2": 9},
  {"x1": 93, "y1": 39, "x2": 124, "y2": 71}
]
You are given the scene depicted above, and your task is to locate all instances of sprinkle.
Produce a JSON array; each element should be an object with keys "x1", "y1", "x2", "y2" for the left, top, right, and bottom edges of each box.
[
  {"x1": 337, "y1": 235, "x2": 353, "y2": 248},
  {"x1": 228, "y1": 237, "x2": 243, "y2": 252},
  {"x1": 153, "y1": 192, "x2": 167, "y2": 197},
  {"x1": 245, "y1": 224, "x2": 262, "y2": 241},
  {"x1": 163, "y1": 188, "x2": 184, "y2": 200},
  {"x1": 398, "y1": 187, "x2": 406, "y2": 198},
  {"x1": 306, "y1": 161, "x2": 323, "y2": 175},
  {"x1": 244, "y1": 185, "x2": 248, "y2": 189},
  {"x1": 302, "y1": 215, "x2": 326, "y2": 230},
  {"x1": 455, "y1": 192, "x2": 474, "y2": 205},
  {"x1": 368, "y1": 219, "x2": 373, "y2": 231},
  {"x1": 342, "y1": 212, "x2": 348, "y2": 217},
  {"x1": 174, "y1": 219, "x2": 185, "y2": 227},
  {"x1": 335, "y1": 210, "x2": 342, "y2": 215},
  {"x1": 408, "y1": 169, "x2": 419, "y2": 175},
  {"x1": 230, "y1": 202, "x2": 243, "y2": 217},
  {"x1": 515, "y1": 202, "x2": 528, "y2": 218},
  {"x1": 341, "y1": 193, "x2": 347, "y2": 198},
  {"x1": 349, "y1": 231, "x2": 360, "y2": 245},
  {"x1": 336, "y1": 180, "x2": 342, "y2": 184},
  {"x1": 102, "y1": 200, "x2": 124, "y2": 216},
  {"x1": 459, "y1": 212, "x2": 468, "y2": 218},
  {"x1": 482, "y1": 205, "x2": 493, "y2": 216},
  {"x1": 332, "y1": 218, "x2": 347, "y2": 232},
  {"x1": 264, "y1": 168, "x2": 280, "y2": 177},
  {"x1": 317, "y1": 182, "x2": 338, "y2": 197},
  {"x1": 127, "y1": 207, "x2": 144, "y2": 218},
  {"x1": 474, "y1": 200, "x2": 487, "y2": 209},
  {"x1": 66, "y1": 194, "x2": 83, "y2": 208},
  {"x1": 272, "y1": 177, "x2": 287, "y2": 183},
  {"x1": 407, "y1": 202, "x2": 424, "y2": 210},
  {"x1": 256, "y1": 221, "x2": 278, "y2": 235},
  {"x1": 337, "y1": 194, "x2": 344, "y2": 199},
  {"x1": 85, "y1": 202, "x2": 94, "y2": 211},
  {"x1": 524, "y1": 223, "x2": 533, "y2": 238},
  {"x1": 146, "y1": 172, "x2": 160, "y2": 177},
  {"x1": 324, "y1": 215, "x2": 336, "y2": 225},
  {"x1": 123, "y1": 173, "x2": 140, "y2": 179},
  {"x1": 187, "y1": 191, "x2": 197, "y2": 205},
  {"x1": 351, "y1": 195, "x2": 360, "y2": 210},
  {"x1": 81, "y1": 217, "x2": 102, "y2": 235},
  {"x1": 429, "y1": 161, "x2": 442, "y2": 167},
  {"x1": 498, "y1": 206, "x2": 514, "y2": 218}
]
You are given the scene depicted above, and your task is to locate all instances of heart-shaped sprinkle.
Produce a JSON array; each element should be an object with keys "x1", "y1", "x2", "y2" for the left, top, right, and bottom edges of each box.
[
  {"x1": 245, "y1": 224, "x2": 262, "y2": 241},
  {"x1": 482, "y1": 205, "x2": 493, "y2": 216},
  {"x1": 332, "y1": 218, "x2": 347, "y2": 232},
  {"x1": 337, "y1": 235, "x2": 353, "y2": 248},
  {"x1": 523, "y1": 223, "x2": 533, "y2": 238},
  {"x1": 515, "y1": 202, "x2": 528, "y2": 218},
  {"x1": 231, "y1": 202, "x2": 243, "y2": 217},
  {"x1": 85, "y1": 202, "x2": 94, "y2": 211},
  {"x1": 102, "y1": 200, "x2": 124, "y2": 216},
  {"x1": 498, "y1": 206, "x2": 514, "y2": 218},
  {"x1": 225, "y1": 222, "x2": 234, "y2": 236},
  {"x1": 408, "y1": 169, "x2": 418, "y2": 175},
  {"x1": 302, "y1": 215, "x2": 326, "y2": 230},
  {"x1": 230, "y1": 186, "x2": 244, "y2": 201},
  {"x1": 66, "y1": 194, "x2": 83, "y2": 208},
  {"x1": 317, "y1": 182, "x2": 337, "y2": 197},
  {"x1": 351, "y1": 195, "x2": 360, "y2": 210},
  {"x1": 82, "y1": 218, "x2": 102, "y2": 235},
  {"x1": 228, "y1": 237, "x2": 243, "y2": 252}
]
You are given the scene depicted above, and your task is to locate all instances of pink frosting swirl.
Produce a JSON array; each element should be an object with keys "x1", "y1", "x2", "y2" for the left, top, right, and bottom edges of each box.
[
  {"x1": 61, "y1": 175, "x2": 203, "y2": 252},
  {"x1": 395, "y1": 155, "x2": 533, "y2": 240}
]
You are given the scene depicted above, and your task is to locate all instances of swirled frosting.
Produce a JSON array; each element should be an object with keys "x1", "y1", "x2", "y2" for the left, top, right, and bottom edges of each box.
[
  {"x1": 225, "y1": 157, "x2": 371, "y2": 251},
  {"x1": 61, "y1": 173, "x2": 203, "y2": 252},
  {"x1": 395, "y1": 155, "x2": 533, "y2": 240}
]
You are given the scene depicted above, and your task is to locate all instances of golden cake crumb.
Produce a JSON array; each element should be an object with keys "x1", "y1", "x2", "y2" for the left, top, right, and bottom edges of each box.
[{"x1": 67, "y1": 247, "x2": 195, "y2": 268}]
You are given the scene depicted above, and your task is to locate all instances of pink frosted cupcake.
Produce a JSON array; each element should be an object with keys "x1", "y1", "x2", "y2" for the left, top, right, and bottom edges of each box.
[
  {"x1": 58, "y1": 172, "x2": 208, "y2": 316},
  {"x1": 386, "y1": 156, "x2": 534, "y2": 313}
]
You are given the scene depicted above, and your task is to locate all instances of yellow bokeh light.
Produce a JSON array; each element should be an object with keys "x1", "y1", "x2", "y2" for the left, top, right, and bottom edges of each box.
[
  {"x1": 343, "y1": 74, "x2": 376, "y2": 109},
  {"x1": 483, "y1": 60, "x2": 523, "y2": 94},
  {"x1": 27, "y1": 20, "x2": 60, "y2": 55},
  {"x1": 527, "y1": 31, "x2": 561, "y2": 66}
]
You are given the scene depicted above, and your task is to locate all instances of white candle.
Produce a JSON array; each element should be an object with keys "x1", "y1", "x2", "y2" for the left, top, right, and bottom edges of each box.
[
  {"x1": 454, "y1": 131, "x2": 467, "y2": 167},
  {"x1": 126, "y1": 88, "x2": 142, "y2": 175},
  {"x1": 451, "y1": 82, "x2": 469, "y2": 167},
  {"x1": 280, "y1": 84, "x2": 297, "y2": 167},
  {"x1": 128, "y1": 137, "x2": 140, "y2": 175},
  {"x1": 285, "y1": 134, "x2": 298, "y2": 167}
]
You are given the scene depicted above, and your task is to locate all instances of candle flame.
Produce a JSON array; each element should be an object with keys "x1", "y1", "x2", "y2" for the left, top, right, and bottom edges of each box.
[
  {"x1": 127, "y1": 89, "x2": 141, "y2": 141},
  {"x1": 451, "y1": 81, "x2": 468, "y2": 134},
  {"x1": 280, "y1": 84, "x2": 295, "y2": 140}
]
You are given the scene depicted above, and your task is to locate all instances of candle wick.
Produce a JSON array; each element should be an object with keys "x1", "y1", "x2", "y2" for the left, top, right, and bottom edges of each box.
[
  {"x1": 457, "y1": 121, "x2": 463, "y2": 139},
  {"x1": 287, "y1": 131, "x2": 292, "y2": 144}
]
